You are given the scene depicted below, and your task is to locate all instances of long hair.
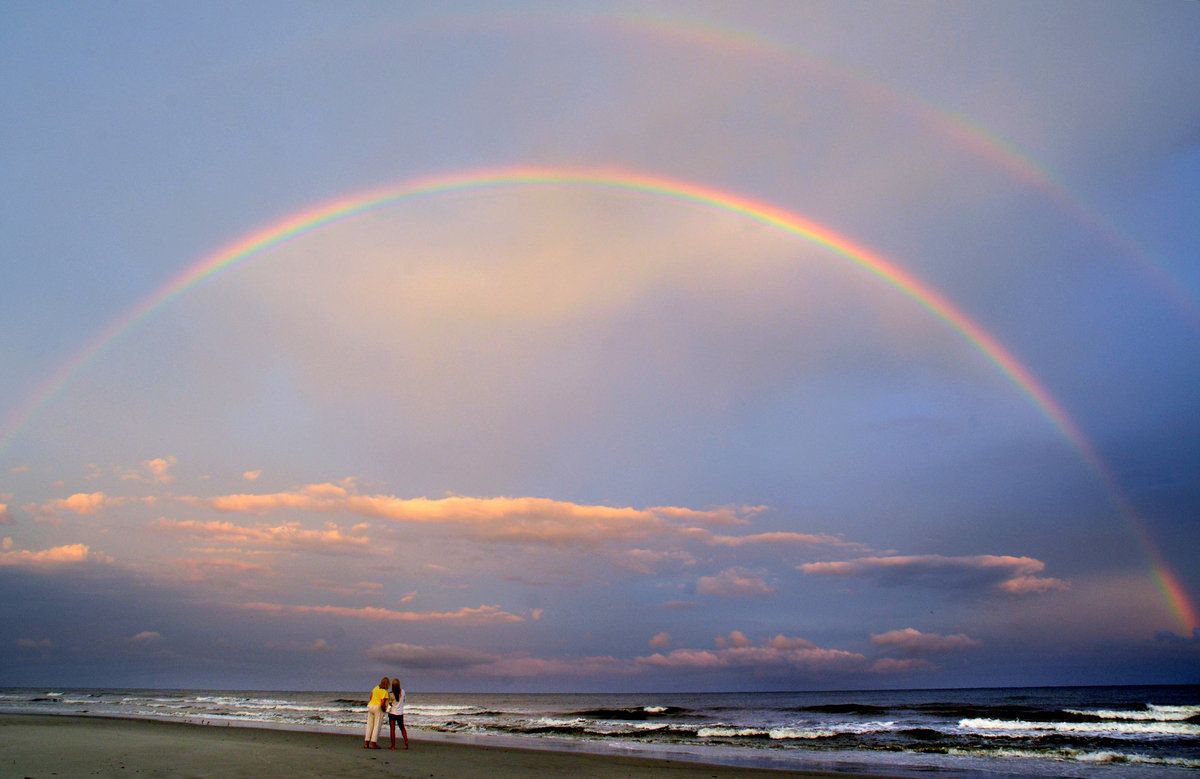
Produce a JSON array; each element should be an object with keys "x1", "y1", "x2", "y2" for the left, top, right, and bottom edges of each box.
[{"x1": 390, "y1": 678, "x2": 402, "y2": 699}]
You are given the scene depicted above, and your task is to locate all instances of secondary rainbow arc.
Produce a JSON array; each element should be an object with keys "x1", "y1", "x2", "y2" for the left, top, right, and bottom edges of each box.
[{"x1": 1, "y1": 165, "x2": 1193, "y2": 631}]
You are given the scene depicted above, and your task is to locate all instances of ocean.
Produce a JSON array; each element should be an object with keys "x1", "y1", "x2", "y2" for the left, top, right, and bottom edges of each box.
[{"x1": 1, "y1": 685, "x2": 1196, "y2": 776}]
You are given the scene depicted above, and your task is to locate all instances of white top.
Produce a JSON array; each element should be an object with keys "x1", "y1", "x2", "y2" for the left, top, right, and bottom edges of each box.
[{"x1": 387, "y1": 688, "x2": 405, "y2": 715}]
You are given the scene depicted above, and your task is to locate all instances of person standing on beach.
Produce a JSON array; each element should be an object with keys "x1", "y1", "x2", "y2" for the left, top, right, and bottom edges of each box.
[
  {"x1": 387, "y1": 677, "x2": 408, "y2": 750},
  {"x1": 364, "y1": 676, "x2": 390, "y2": 749}
]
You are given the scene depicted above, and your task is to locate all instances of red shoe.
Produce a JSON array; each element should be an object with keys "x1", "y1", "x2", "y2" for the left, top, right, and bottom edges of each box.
[{"x1": 370, "y1": 742, "x2": 381, "y2": 749}]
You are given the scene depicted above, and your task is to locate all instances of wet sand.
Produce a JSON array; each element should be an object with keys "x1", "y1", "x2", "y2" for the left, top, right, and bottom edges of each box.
[{"x1": 0, "y1": 714, "x2": 866, "y2": 777}]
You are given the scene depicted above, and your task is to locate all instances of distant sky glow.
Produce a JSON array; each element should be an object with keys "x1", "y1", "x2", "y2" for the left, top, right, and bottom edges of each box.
[{"x1": 2, "y1": 1, "x2": 1196, "y2": 691}]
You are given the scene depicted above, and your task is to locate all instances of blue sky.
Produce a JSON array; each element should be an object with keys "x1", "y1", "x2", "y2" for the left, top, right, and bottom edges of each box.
[{"x1": 1, "y1": 1, "x2": 1198, "y2": 691}]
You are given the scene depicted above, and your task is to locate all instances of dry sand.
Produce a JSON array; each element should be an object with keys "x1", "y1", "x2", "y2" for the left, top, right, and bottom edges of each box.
[{"x1": 0, "y1": 714, "x2": 863, "y2": 777}]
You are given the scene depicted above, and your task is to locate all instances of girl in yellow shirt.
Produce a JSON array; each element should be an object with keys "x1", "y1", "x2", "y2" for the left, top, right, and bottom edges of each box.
[{"x1": 364, "y1": 677, "x2": 390, "y2": 748}]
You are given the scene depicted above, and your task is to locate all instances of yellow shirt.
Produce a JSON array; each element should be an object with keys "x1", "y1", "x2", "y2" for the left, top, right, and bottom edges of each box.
[{"x1": 369, "y1": 686, "x2": 389, "y2": 708}]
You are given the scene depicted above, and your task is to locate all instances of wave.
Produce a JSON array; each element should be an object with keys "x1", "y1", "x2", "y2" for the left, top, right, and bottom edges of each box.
[
  {"x1": 947, "y1": 746, "x2": 1200, "y2": 769},
  {"x1": 568, "y1": 706, "x2": 692, "y2": 720},
  {"x1": 959, "y1": 717, "x2": 1200, "y2": 738},
  {"x1": 1064, "y1": 703, "x2": 1200, "y2": 722},
  {"x1": 788, "y1": 704, "x2": 889, "y2": 715}
]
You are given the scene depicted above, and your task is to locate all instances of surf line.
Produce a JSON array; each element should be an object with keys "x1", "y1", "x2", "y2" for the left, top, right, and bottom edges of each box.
[{"x1": 1, "y1": 165, "x2": 1194, "y2": 631}]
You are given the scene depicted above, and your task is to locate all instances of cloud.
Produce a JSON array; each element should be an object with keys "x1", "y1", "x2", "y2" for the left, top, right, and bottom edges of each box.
[
  {"x1": 0, "y1": 538, "x2": 111, "y2": 567},
  {"x1": 698, "y1": 530, "x2": 869, "y2": 551},
  {"x1": 28, "y1": 492, "x2": 156, "y2": 517},
  {"x1": 155, "y1": 518, "x2": 371, "y2": 554},
  {"x1": 129, "y1": 631, "x2": 161, "y2": 644},
  {"x1": 179, "y1": 557, "x2": 268, "y2": 574},
  {"x1": 0, "y1": 503, "x2": 10, "y2": 524},
  {"x1": 1155, "y1": 628, "x2": 1200, "y2": 645},
  {"x1": 196, "y1": 484, "x2": 763, "y2": 545},
  {"x1": 696, "y1": 568, "x2": 775, "y2": 597},
  {"x1": 997, "y1": 575, "x2": 1071, "y2": 595},
  {"x1": 242, "y1": 470, "x2": 262, "y2": 481},
  {"x1": 870, "y1": 657, "x2": 934, "y2": 673},
  {"x1": 236, "y1": 601, "x2": 524, "y2": 624},
  {"x1": 650, "y1": 505, "x2": 764, "y2": 526},
  {"x1": 799, "y1": 554, "x2": 1068, "y2": 595},
  {"x1": 639, "y1": 631, "x2": 866, "y2": 672},
  {"x1": 16, "y1": 638, "x2": 52, "y2": 649},
  {"x1": 870, "y1": 627, "x2": 981, "y2": 655},
  {"x1": 617, "y1": 548, "x2": 696, "y2": 574},
  {"x1": 363, "y1": 632, "x2": 876, "y2": 680},
  {"x1": 368, "y1": 642, "x2": 496, "y2": 669},
  {"x1": 9, "y1": 465, "x2": 30, "y2": 474},
  {"x1": 365, "y1": 642, "x2": 630, "y2": 677}
]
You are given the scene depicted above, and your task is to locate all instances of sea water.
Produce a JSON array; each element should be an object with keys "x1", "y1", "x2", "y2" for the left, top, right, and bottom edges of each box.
[{"x1": 1, "y1": 685, "x2": 1196, "y2": 777}]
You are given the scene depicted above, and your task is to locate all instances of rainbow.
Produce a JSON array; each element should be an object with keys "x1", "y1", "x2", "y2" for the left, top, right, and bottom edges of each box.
[
  {"x1": 599, "y1": 10, "x2": 1200, "y2": 326},
  {"x1": 1, "y1": 165, "x2": 1194, "y2": 630}
]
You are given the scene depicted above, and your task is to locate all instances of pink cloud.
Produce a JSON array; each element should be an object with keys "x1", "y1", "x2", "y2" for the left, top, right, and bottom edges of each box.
[
  {"x1": 144, "y1": 456, "x2": 177, "y2": 483},
  {"x1": 640, "y1": 631, "x2": 865, "y2": 672},
  {"x1": 701, "y1": 530, "x2": 869, "y2": 550},
  {"x1": 129, "y1": 631, "x2": 161, "y2": 644},
  {"x1": 617, "y1": 548, "x2": 696, "y2": 574},
  {"x1": 28, "y1": 492, "x2": 156, "y2": 517},
  {"x1": 870, "y1": 657, "x2": 934, "y2": 673},
  {"x1": 237, "y1": 601, "x2": 524, "y2": 624},
  {"x1": 800, "y1": 554, "x2": 1068, "y2": 595},
  {"x1": 196, "y1": 485, "x2": 764, "y2": 546},
  {"x1": 366, "y1": 642, "x2": 629, "y2": 677},
  {"x1": 242, "y1": 470, "x2": 262, "y2": 481},
  {"x1": 997, "y1": 575, "x2": 1070, "y2": 594},
  {"x1": 870, "y1": 627, "x2": 981, "y2": 654},
  {"x1": 649, "y1": 631, "x2": 671, "y2": 648},
  {"x1": 0, "y1": 503, "x2": 10, "y2": 524},
  {"x1": 715, "y1": 630, "x2": 754, "y2": 649},
  {"x1": 0, "y1": 538, "x2": 110, "y2": 566},
  {"x1": 156, "y1": 518, "x2": 371, "y2": 554},
  {"x1": 368, "y1": 642, "x2": 496, "y2": 669},
  {"x1": 697, "y1": 568, "x2": 776, "y2": 597},
  {"x1": 649, "y1": 505, "x2": 764, "y2": 526},
  {"x1": 366, "y1": 630, "x2": 868, "y2": 679},
  {"x1": 180, "y1": 557, "x2": 268, "y2": 574}
]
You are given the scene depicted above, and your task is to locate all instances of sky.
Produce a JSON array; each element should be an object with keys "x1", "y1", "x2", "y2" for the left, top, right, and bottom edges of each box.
[{"x1": 1, "y1": 1, "x2": 1198, "y2": 693}]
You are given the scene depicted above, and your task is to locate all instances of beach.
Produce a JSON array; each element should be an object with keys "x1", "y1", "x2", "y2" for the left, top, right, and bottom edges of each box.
[{"x1": 0, "y1": 714, "x2": 853, "y2": 777}]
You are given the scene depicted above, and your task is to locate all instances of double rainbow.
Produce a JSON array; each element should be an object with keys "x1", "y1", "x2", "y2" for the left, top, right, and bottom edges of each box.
[{"x1": 2, "y1": 165, "x2": 1194, "y2": 630}]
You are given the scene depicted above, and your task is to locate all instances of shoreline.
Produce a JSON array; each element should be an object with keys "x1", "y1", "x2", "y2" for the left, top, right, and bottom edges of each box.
[{"x1": 0, "y1": 713, "x2": 882, "y2": 777}]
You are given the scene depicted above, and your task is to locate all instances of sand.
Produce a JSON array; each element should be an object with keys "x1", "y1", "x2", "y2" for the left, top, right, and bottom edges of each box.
[{"x1": 0, "y1": 714, "x2": 862, "y2": 777}]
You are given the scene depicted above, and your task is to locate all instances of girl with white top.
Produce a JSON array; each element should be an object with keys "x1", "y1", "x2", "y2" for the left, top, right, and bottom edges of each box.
[{"x1": 387, "y1": 677, "x2": 408, "y2": 750}]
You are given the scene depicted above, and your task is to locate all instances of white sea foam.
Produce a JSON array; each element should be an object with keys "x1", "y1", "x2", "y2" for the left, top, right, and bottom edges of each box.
[
  {"x1": 643, "y1": 706, "x2": 667, "y2": 713},
  {"x1": 959, "y1": 717, "x2": 1200, "y2": 738},
  {"x1": 949, "y1": 746, "x2": 1200, "y2": 769},
  {"x1": 697, "y1": 726, "x2": 768, "y2": 738},
  {"x1": 768, "y1": 727, "x2": 839, "y2": 740},
  {"x1": 405, "y1": 704, "x2": 490, "y2": 716},
  {"x1": 1065, "y1": 703, "x2": 1200, "y2": 721}
]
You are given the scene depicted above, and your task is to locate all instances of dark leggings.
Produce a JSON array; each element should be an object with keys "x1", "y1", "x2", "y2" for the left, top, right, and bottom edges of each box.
[{"x1": 388, "y1": 713, "x2": 408, "y2": 748}]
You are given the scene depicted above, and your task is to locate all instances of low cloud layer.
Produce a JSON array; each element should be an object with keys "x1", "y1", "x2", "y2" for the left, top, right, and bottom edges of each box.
[
  {"x1": 800, "y1": 555, "x2": 1068, "y2": 595},
  {"x1": 156, "y1": 518, "x2": 371, "y2": 554},
  {"x1": 237, "y1": 601, "x2": 525, "y2": 625},
  {"x1": 870, "y1": 627, "x2": 981, "y2": 655},
  {"x1": 0, "y1": 537, "x2": 110, "y2": 567},
  {"x1": 196, "y1": 483, "x2": 768, "y2": 545}
]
